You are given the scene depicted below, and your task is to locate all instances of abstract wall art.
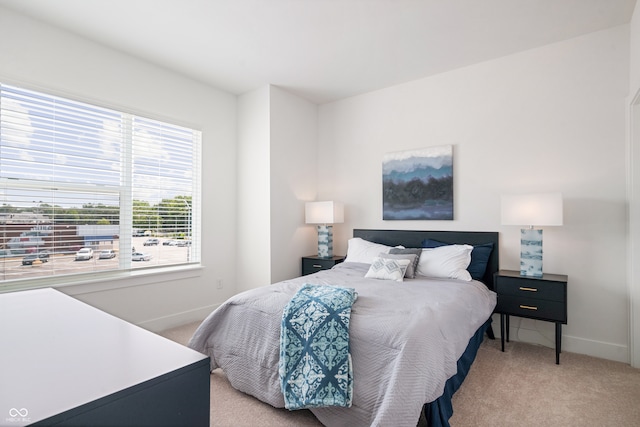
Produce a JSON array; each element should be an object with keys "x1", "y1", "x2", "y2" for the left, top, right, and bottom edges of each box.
[{"x1": 382, "y1": 145, "x2": 453, "y2": 220}]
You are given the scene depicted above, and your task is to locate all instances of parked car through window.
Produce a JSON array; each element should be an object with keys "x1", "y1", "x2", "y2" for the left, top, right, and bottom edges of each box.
[{"x1": 75, "y1": 248, "x2": 94, "y2": 261}]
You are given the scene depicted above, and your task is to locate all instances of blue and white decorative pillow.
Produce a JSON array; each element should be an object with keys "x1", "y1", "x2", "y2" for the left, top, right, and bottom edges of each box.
[
  {"x1": 381, "y1": 251, "x2": 420, "y2": 278},
  {"x1": 364, "y1": 256, "x2": 411, "y2": 282}
]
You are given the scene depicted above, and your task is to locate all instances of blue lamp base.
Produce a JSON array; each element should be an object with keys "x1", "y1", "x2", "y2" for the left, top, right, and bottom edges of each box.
[
  {"x1": 317, "y1": 225, "x2": 334, "y2": 258},
  {"x1": 520, "y1": 228, "x2": 543, "y2": 277}
]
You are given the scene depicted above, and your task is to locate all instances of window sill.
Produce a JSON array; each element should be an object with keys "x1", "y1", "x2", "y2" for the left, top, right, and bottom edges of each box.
[{"x1": 0, "y1": 263, "x2": 204, "y2": 296}]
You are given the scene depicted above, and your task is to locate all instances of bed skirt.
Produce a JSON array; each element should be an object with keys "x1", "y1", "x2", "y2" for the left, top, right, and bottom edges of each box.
[{"x1": 418, "y1": 318, "x2": 492, "y2": 427}]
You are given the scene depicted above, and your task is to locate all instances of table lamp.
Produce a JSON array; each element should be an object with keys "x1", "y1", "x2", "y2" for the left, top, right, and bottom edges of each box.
[
  {"x1": 501, "y1": 192, "x2": 563, "y2": 277},
  {"x1": 305, "y1": 201, "x2": 344, "y2": 258}
]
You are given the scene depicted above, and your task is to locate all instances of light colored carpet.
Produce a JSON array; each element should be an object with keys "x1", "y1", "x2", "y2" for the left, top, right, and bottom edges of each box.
[
  {"x1": 160, "y1": 321, "x2": 640, "y2": 427},
  {"x1": 160, "y1": 321, "x2": 321, "y2": 427}
]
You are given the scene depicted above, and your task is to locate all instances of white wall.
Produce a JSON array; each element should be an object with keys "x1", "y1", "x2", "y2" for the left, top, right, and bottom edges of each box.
[
  {"x1": 269, "y1": 86, "x2": 319, "y2": 282},
  {"x1": 0, "y1": 7, "x2": 238, "y2": 331},
  {"x1": 628, "y1": 3, "x2": 640, "y2": 368},
  {"x1": 236, "y1": 85, "x2": 319, "y2": 289},
  {"x1": 631, "y1": 5, "x2": 640, "y2": 94},
  {"x1": 237, "y1": 87, "x2": 272, "y2": 292},
  {"x1": 318, "y1": 26, "x2": 630, "y2": 362}
]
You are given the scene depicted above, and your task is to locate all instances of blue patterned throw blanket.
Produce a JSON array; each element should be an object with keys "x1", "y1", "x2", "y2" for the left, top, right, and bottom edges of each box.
[{"x1": 279, "y1": 284, "x2": 357, "y2": 410}]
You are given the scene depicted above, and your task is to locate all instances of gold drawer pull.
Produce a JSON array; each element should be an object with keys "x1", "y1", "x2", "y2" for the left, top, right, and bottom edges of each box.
[
  {"x1": 313, "y1": 264, "x2": 323, "y2": 268},
  {"x1": 520, "y1": 305, "x2": 538, "y2": 311},
  {"x1": 519, "y1": 287, "x2": 538, "y2": 292}
]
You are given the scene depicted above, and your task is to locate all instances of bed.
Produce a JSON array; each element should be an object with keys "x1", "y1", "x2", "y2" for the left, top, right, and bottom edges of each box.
[{"x1": 188, "y1": 229, "x2": 498, "y2": 427}]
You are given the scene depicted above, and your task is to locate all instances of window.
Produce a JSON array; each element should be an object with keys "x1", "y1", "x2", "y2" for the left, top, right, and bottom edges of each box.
[{"x1": 0, "y1": 83, "x2": 201, "y2": 288}]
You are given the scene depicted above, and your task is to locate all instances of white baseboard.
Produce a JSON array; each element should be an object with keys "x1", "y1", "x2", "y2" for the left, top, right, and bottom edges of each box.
[
  {"x1": 562, "y1": 334, "x2": 629, "y2": 363},
  {"x1": 136, "y1": 304, "x2": 219, "y2": 333},
  {"x1": 492, "y1": 314, "x2": 629, "y2": 364}
]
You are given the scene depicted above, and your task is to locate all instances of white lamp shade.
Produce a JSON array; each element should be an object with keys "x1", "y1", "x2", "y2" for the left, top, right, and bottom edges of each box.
[
  {"x1": 501, "y1": 192, "x2": 563, "y2": 226},
  {"x1": 305, "y1": 201, "x2": 344, "y2": 224}
]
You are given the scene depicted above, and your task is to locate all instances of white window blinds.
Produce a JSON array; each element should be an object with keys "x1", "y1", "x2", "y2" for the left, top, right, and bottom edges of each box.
[{"x1": 0, "y1": 83, "x2": 201, "y2": 286}]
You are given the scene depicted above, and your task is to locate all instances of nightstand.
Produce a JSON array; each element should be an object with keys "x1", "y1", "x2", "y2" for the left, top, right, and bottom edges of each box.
[
  {"x1": 302, "y1": 255, "x2": 345, "y2": 276},
  {"x1": 494, "y1": 270, "x2": 568, "y2": 364}
]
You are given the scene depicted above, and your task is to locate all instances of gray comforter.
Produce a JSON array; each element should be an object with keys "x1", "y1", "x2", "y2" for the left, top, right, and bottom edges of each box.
[{"x1": 188, "y1": 262, "x2": 496, "y2": 427}]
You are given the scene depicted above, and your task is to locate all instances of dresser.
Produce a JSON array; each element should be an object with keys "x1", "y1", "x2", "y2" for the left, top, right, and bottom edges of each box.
[
  {"x1": 0, "y1": 288, "x2": 210, "y2": 426},
  {"x1": 494, "y1": 270, "x2": 568, "y2": 364}
]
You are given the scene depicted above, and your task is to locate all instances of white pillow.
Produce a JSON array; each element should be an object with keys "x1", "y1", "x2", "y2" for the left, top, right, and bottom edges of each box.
[
  {"x1": 344, "y1": 237, "x2": 395, "y2": 264},
  {"x1": 416, "y1": 244, "x2": 473, "y2": 281},
  {"x1": 365, "y1": 257, "x2": 411, "y2": 282}
]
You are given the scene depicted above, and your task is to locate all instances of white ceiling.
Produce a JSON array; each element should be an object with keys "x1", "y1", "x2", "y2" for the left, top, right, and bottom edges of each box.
[{"x1": 0, "y1": 0, "x2": 636, "y2": 104}]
